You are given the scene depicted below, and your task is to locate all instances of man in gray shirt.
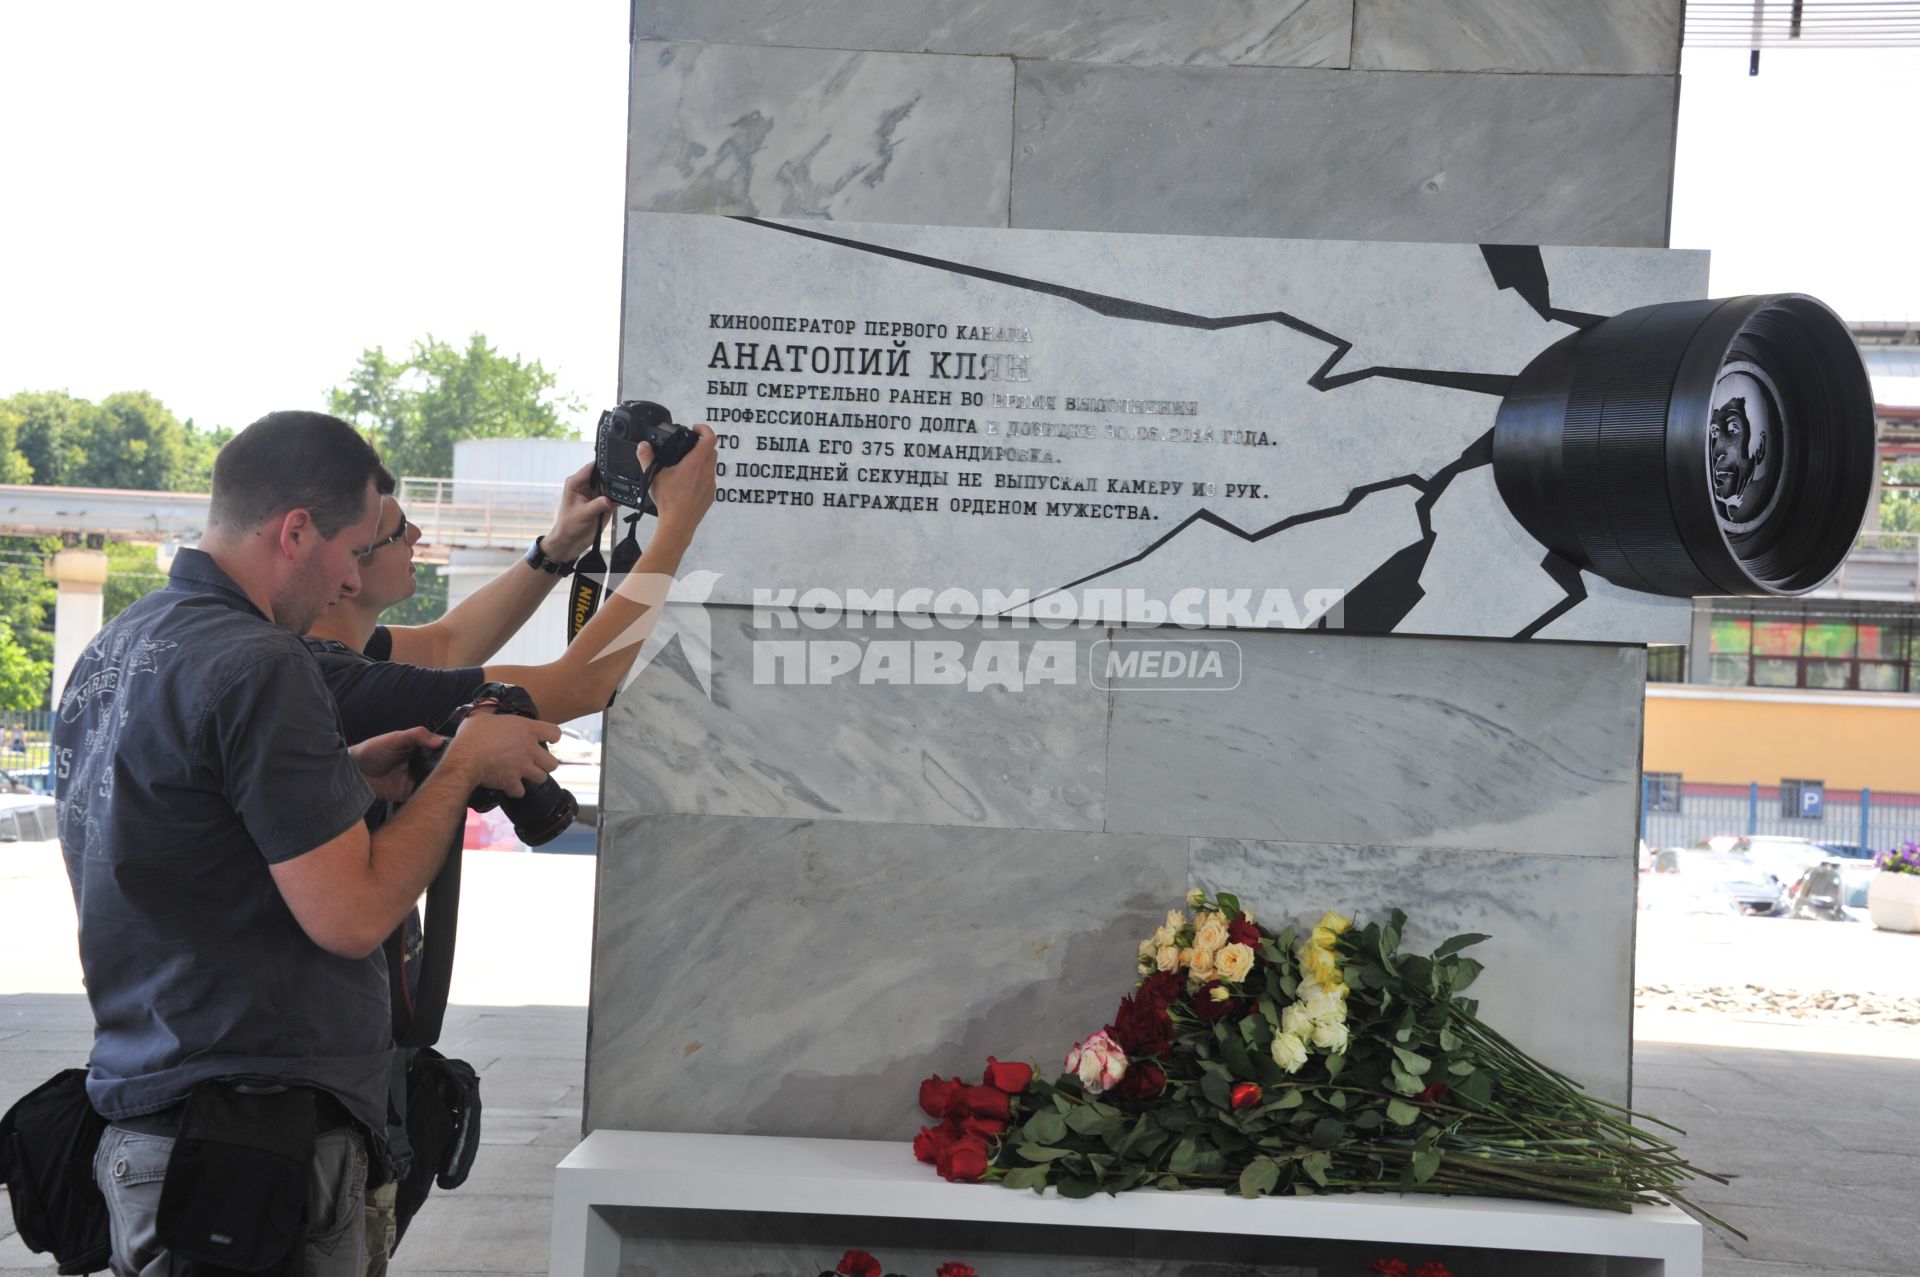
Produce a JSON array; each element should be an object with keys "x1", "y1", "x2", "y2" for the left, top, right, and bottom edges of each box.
[{"x1": 56, "y1": 410, "x2": 562, "y2": 1276}]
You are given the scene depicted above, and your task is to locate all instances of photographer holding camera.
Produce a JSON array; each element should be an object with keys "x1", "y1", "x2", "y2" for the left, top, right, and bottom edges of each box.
[{"x1": 51, "y1": 411, "x2": 564, "y2": 1277}]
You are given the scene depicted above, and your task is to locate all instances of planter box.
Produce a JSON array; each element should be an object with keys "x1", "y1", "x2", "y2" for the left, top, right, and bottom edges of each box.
[{"x1": 1868, "y1": 871, "x2": 1920, "y2": 933}]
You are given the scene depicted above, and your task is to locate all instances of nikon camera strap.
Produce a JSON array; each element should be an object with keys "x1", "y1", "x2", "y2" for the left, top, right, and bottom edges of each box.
[{"x1": 567, "y1": 512, "x2": 644, "y2": 643}]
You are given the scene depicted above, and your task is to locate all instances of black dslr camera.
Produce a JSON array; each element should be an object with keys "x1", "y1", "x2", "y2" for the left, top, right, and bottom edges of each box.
[
  {"x1": 411, "y1": 682, "x2": 577, "y2": 846},
  {"x1": 594, "y1": 400, "x2": 700, "y2": 514}
]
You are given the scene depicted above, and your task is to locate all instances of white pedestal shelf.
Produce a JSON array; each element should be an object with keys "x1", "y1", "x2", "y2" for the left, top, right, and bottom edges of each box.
[{"x1": 550, "y1": 1130, "x2": 1702, "y2": 1276}]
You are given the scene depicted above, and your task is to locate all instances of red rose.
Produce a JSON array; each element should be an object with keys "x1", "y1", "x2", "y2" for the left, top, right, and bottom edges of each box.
[
  {"x1": 1111, "y1": 992, "x2": 1172, "y2": 1058},
  {"x1": 913, "y1": 1125, "x2": 949, "y2": 1164},
  {"x1": 1230, "y1": 1082, "x2": 1262, "y2": 1110},
  {"x1": 1227, "y1": 913, "x2": 1263, "y2": 948},
  {"x1": 1189, "y1": 983, "x2": 1237, "y2": 1022},
  {"x1": 964, "y1": 1084, "x2": 1011, "y2": 1119},
  {"x1": 1416, "y1": 1082, "x2": 1451, "y2": 1105},
  {"x1": 836, "y1": 1250, "x2": 882, "y2": 1277},
  {"x1": 1367, "y1": 1262, "x2": 1411, "y2": 1277},
  {"x1": 1413, "y1": 1265, "x2": 1454, "y2": 1277},
  {"x1": 984, "y1": 1056, "x2": 1033, "y2": 1094},
  {"x1": 1109, "y1": 1060, "x2": 1166, "y2": 1101},
  {"x1": 919, "y1": 1075, "x2": 967, "y2": 1119},
  {"x1": 1138, "y1": 971, "x2": 1184, "y2": 1008},
  {"x1": 936, "y1": 1265, "x2": 979, "y2": 1277},
  {"x1": 959, "y1": 1114, "x2": 1006, "y2": 1140},
  {"x1": 936, "y1": 1135, "x2": 991, "y2": 1182}
]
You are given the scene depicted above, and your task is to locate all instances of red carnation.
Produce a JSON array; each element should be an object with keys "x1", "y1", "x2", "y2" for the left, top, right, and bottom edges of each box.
[
  {"x1": 1189, "y1": 983, "x2": 1237, "y2": 1022},
  {"x1": 1416, "y1": 1082, "x2": 1451, "y2": 1105},
  {"x1": 1230, "y1": 1082, "x2": 1263, "y2": 1110},
  {"x1": 936, "y1": 1134, "x2": 991, "y2": 1182},
  {"x1": 964, "y1": 1084, "x2": 1011, "y2": 1120},
  {"x1": 984, "y1": 1056, "x2": 1032, "y2": 1094},
  {"x1": 1111, "y1": 992, "x2": 1172, "y2": 1058},
  {"x1": 1367, "y1": 1262, "x2": 1411, "y2": 1277},
  {"x1": 1227, "y1": 912, "x2": 1263, "y2": 948},
  {"x1": 919, "y1": 1075, "x2": 967, "y2": 1119},
  {"x1": 837, "y1": 1251, "x2": 882, "y2": 1277},
  {"x1": 1414, "y1": 1265, "x2": 1455, "y2": 1277},
  {"x1": 936, "y1": 1265, "x2": 980, "y2": 1277},
  {"x1": 1109, "y1": 1060, "x2": 1166, "y2": 1101}
]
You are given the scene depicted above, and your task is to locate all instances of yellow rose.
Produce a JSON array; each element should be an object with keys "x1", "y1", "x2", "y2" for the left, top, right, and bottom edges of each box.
[
  {"x1": 1310, "y1": 925, "x2": 1339, "y2": 950},
  {"x1": 1138, "y1": 936, "x2": 1158, "y2": 959},
  {"x1": 1166, "y1": 909, "x2": 1188, "y2": 934},
  {"x1": 1186, "y1": 887, "x2": 1206, "y2": 909},
  {"x1": 1241, "y1": 906, "x2": 1255, "y2": 925},
  {"x1": 1156, "y1": 945, "x2": 1182, "y2": 974},
  {"x1": 1311, "y1": 1020, "x2": 1350, "y2": 1053},
  {"x1": 1188, "y1": 946, "x2": 1217, "y2": 982},
  {"x1": 1215, "y1": 942, "x2": 1254, "y2": 983},
  {"x1": 1269, "y1": 1032, "x2": 1309, "y2": 1073},
  {"x1": 1280, "y1": 1002, "x2": 1313, "y2": 1038},
  {"x1": 1318, "y1": 911, "x2": 1353, "y2": 936},
  {"x1": 1209, "y1": 985, "x2": 1230, "y2": 1003},
  {"x1": 1194, "y1": 920, "x2": 1230, "y2": 953},
  {"x1": 1305, "y1": 948, "x2": 1339, "y2": 986}
]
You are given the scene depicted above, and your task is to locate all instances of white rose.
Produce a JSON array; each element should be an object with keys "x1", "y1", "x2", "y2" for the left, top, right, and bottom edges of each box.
[
  {"x1": 1166, "y1": 909, "x2": 1188, "y2": 934},
  {"x1": 1186, "y1": 887, "x2": 1206, "y2": 909},
  {"x1": 1269, "y1": 1032, "x2": 1309, "y2": 1073},
  {"x1": 1303, "y1": 991, "x2": 1347, "y2": 1025},
  {"x1": 1280, "y1": 1003, "x2": 1314, "y2": 1039},
  {"x1": 1311, "y1": 1020, "x2": 1350, "y2": 1053},
  {"x1": 1156, "y1": 944, "x2": 1182, "y2": 974}
]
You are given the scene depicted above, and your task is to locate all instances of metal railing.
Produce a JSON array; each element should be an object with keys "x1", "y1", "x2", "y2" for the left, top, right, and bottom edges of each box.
[
  {"x1": 395, "y1": 477, "x2": 562, "y2": 555},
  {"x1": 1642, "y1": 778, "x2": 1920, "y2": 855}
]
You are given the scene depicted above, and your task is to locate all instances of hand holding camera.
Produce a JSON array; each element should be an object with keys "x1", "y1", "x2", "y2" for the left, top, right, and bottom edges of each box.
[
  {"x1": 411, "y1": 683, "x2": 575, "y2": 846},
  {"x1": 592, "y1": 401, "x2": 718, "y2": 541}
]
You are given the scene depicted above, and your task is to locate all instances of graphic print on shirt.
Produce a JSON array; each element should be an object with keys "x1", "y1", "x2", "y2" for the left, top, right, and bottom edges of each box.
[{"x1": 55, "y1": 631, "x2": 177, "y2": 851}]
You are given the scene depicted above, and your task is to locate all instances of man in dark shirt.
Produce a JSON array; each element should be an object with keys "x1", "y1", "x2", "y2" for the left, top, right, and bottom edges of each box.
[{"x1": 56, "y1": 411, "x2": 565, "y2": 1276}]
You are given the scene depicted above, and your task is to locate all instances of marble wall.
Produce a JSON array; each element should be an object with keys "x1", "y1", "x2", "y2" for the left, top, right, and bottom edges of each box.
[{"x1": 626, "y1": 0, "x2": 1684, "y2": 246}]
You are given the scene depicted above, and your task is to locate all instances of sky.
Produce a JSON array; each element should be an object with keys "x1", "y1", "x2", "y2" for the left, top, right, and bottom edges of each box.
[{"x1": 1, "y1": 7, "x2": 1915, "y2": 447}]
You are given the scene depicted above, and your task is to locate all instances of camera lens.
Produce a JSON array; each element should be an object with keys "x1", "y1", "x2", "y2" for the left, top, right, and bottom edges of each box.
[
  {"x1": 1493, "y1": 294, "x2": 1874, "y2": 597},
  {"x1": 502, "y1": 777, "x2": 578, "y2": 847}
]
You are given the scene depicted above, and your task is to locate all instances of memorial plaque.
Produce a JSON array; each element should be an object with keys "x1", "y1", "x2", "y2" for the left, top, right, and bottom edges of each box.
[{"x1": 621, "y1": 213, "x2": 1706, "y2": 641}]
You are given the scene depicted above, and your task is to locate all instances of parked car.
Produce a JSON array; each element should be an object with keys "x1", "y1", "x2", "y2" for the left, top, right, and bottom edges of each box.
[
  {"x1": 1689, "y1": 834, "x2": 1744, "y2": 855},
  {"x1": 1813, "y1": 841, "x2": 1876, "y2": 862},
  {"x1": 1722, "y1": 836, "x2": 1830, "y2": 891},
  {"x1": 1649, "y1": 848, "x2": 1785, "y2": 915},
  {"x1": 1638, "y1": 870, "x2": 1741, "y2": 915},
  {"x1": 1786, "y1": 861, "x2": 1874, "y2": 923},
  {"x1": 0, "y1": 794, "x2": 58, "y2": 842}
]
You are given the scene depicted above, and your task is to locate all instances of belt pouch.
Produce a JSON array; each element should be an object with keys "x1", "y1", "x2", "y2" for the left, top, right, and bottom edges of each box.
[{"x1": 156, "y1": 1083, "x2": 317, "y2": 1275}]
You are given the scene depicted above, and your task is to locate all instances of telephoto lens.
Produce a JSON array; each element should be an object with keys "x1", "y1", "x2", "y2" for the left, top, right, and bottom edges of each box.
[
  {"x1": 1492, "y1": 294, "x2": 1875, "y2": 598},
  {"x1": 411, "y1": 683, "x2": 579, "y2": 846}
]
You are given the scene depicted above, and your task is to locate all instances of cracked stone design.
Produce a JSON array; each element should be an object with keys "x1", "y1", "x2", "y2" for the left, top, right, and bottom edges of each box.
[{"x1": 620, "y1": 213, "x2": 1702, "y2": 644}]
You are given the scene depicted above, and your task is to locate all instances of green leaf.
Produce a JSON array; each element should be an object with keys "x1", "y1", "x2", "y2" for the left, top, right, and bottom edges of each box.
[
  {"x1": 1388, "y1": 1066, "x2": 1422, "y2": 1096},
  {"x1": 1238, "y1": 1156, "x2": 1280, "y2": 1199},
  {"x1": 1411, "y1": 1148, "x2": 1442, "y2": 1184},
  {"x1": 1385, "y1": 1099, "x2": 1421, "y2": 1127},
  {"x1": 1351, "y1": 1108, "x2": 1383, "y2": 1131},
  {"x1": 1003, "y1": 1165, "x2": 1049, "y2": 1191},
  {"x1": 1015, "y1": 1143, "x2": 1077, "y2": 1162},
  {"x1": 1447, "y1": 1060, "x2": 1475, "y2": 1077},
  {"x1": 1219, "y1": 1031, "x2": 1255, "y2": 1079},
  {"x1": 1439, "y1": 1026, "x2": 1461, "y2": 1053},
  {"x1": 1065, "y1": 1105, "x2": 1111, "y2": 1136},
  {"x1": 1456, "y1": 1069, "x2": 1494, "y2": 1107},
  {"x1": 1391, "y1": 1046, "x2": 1432, "y2": 1077},
  {"x1": 1023, "y1": 1110, "x2": 1068, "y2": 1145},
  {"x1": 1267, "y1": 1088, "x2": 1305, "y2": 1111},
  {"x1": 1168, "y1": 1136, "x2": 1200, "y2": 1175},
  {"x1": 1055, "y1": 1178, "x2": 1098, "y2": 1199},
  {"x1": 1309, "y1": 1116, "x2": 1347, "y2": 1149},
  {"x1": 1240, "y1": 1013, "x2": 1274, "y2": 1053},
  {"x1": 1448, "y1": 958, "x2": 1484, "y2": 992},
  {"x1": 1217, "y1": 891, "x2": 1242, "y2": 919},
  {"x1": 1324, "y1": 1089, "x2": 1348, "y2": 1111},
  {"x1": 1200, "y1": 1071, "x2": 1235, "y2": 1112},
  {"x1": 1324, "y1": 1051, "x2": 1347, "y2": 1081},
  {"x1": 1302, "y1": 1151, "x2": 1333, "y2": 1187},
  {"x1": 1434, "y1": 932, "x2": 1490, "y2": 959}
]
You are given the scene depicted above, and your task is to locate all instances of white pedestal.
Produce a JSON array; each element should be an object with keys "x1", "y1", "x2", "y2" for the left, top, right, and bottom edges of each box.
[{"x1": 550, "y1": 1130, "x2": 1703, "y2": 1277}]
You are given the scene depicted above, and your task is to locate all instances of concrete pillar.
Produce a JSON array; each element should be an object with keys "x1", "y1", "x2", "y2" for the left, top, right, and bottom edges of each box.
[{"x1": 45, "y1": 548, "x2": 108, "y2": 707}]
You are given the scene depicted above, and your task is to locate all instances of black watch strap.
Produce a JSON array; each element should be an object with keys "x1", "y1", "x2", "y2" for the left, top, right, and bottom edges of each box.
[{"x1": 526, "y1": 536, "x2": 578, "y2": 576}]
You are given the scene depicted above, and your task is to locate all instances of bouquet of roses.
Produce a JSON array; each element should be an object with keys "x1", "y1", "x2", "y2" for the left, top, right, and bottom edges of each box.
[{"x1": 915, "y1": 889, "x2": 1735, "y2": 1234}]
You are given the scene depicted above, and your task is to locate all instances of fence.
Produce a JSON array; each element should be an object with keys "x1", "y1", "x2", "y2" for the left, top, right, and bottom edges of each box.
[
  {"x1": 1641, "y1": 777, "x2": 1920, "y2": 855},
  {"x1": 1, "y1": 708, "x2": 54, "y2": 791}
]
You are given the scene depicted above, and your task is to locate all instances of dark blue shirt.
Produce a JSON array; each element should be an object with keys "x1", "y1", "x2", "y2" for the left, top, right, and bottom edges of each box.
[{"x1": 55, "y1": 548, "x2": 387, "y2": 1134}]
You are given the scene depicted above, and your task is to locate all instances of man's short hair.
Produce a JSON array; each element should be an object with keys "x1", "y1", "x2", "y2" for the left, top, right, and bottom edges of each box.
[{"x1": 209, "y1": 411, "x2": 396, "y2": 537}]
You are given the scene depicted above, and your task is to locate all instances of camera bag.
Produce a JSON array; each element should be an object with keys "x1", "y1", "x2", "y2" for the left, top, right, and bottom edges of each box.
[
  {"x1": 155, "y1": 1082, "x2": 317, "y2": 1275},
  {"x1": 0, "y1": 1068, "x2": 110, "y2": 1274}
]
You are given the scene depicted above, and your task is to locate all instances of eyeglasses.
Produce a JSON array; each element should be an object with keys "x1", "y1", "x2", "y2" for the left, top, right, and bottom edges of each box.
[{"x1": 357, "y1": 515, "x2": 412, "y2": 564}]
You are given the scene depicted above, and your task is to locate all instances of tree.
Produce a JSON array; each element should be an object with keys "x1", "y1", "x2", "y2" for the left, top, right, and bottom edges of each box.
[
  {"x1": 1882, "y1": 460, "x2": 1920, "y2": 535},
  {"x1": 0, "y1": 619, "x2": 48, "y2": 713},
  {"x1": 0, "y1": 392, "x2": 73, "y2": 485},
  {"x1": 329, "y1": 333, "x2": 584, "y2": 478},
  {"x1": 1, "y1": 389, "x2": 222, "y2": 492}
]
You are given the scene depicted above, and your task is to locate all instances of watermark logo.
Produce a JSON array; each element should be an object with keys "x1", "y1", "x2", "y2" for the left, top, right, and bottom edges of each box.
[
  {"x1": 1090, "y1": 638, "x2": 1242, "y2": 692},
  {"x1": 576, "y1": 569, "x2": 723, "y2": 700}
]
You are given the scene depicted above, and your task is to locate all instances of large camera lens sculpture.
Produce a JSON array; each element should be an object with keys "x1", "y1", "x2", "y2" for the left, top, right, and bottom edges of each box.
[{"x1": 1493, "y1": 294, "x2": 1874, "y2": 597}]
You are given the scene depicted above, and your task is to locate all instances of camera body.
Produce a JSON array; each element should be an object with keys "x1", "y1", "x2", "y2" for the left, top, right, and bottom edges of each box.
[
  {"x1": 595, "y1": 400, "x2": 699, "y2": 514},
  {"x1": 410, "y1": 682, "x2": 577, "y2": 846}
]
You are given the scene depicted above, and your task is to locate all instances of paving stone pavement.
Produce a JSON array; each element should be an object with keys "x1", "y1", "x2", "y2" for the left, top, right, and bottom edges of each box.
[{"x1": 5, "y1": 990, "x2": 1917, "y2": 1276}]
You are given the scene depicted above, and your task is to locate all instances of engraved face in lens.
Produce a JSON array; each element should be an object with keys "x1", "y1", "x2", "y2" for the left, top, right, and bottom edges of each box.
[{"x1": 1709, "y1": 396, "x2": 1764, "y2": 503}]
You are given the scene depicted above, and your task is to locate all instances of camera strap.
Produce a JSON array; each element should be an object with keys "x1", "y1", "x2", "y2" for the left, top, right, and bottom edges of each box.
[{"x1": 567, "y1": 513, "x2": 645, "y2": 644}]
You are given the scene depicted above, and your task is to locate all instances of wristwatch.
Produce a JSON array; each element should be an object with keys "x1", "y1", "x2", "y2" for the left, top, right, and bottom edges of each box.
[{"x1": 525, "y1": 536, "x2": 579, "y2": 576}]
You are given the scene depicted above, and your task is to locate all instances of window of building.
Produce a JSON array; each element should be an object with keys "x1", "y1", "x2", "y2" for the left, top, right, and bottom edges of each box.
[
  {"x1": 1647, "y1": 645, "x2": 1686, "y2": 683},
  {"x1": 1704, "y1": 603, "x2": 1917, "y2": 693},
  {"x1": 1645, "y1": 772, "x2": 1682, "y2": 813}
]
